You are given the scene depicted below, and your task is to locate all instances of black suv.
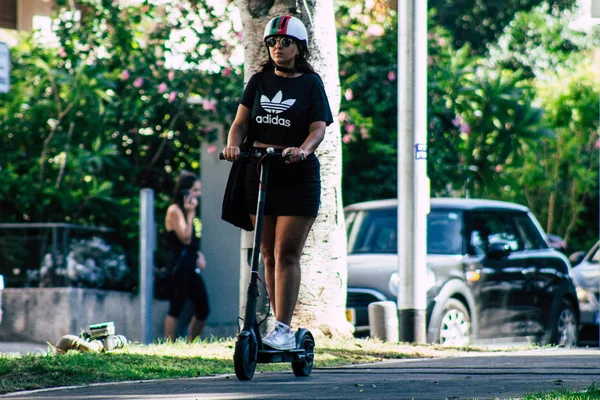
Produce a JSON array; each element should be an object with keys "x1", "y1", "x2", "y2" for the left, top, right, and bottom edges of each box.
[{"x1": 345, "y1": 198, "x2": 579, "y2": 346}]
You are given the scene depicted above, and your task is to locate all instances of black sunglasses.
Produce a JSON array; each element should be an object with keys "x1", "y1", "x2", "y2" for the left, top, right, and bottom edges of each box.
[{"x1": 265, "y1": 36, "x2": 294, "y2": 48}]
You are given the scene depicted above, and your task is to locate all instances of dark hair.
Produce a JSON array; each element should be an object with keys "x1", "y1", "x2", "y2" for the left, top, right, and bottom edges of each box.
[
  {"x1": 171, "y1": 170, "x2": 198, "y2": 210},
  {"x1": 259, "y1": 39, "x2": 315, "y2": 74}
]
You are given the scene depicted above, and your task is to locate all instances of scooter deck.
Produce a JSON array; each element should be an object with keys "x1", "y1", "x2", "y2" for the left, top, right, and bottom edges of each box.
[{"x1": 257, "y1": 348, "x2": 309, "y2": 363}]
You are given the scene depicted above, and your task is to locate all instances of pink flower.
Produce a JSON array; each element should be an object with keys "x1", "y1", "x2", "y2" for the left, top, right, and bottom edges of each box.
[
  {"x1": 345, "y1": 123, "x2": 356, "y2": 134},
  {"x1": 595, "y1": 139, "x2": 600, "y2": 149},
  {"x1": 338, "y1": 111, "x2": 347, "y2": 122},
  {"x1": 158, "y1": 82, "x2": 168, "y2": 94},
  {"x1": 120, "y1": 70, "x2": 130, "y2": 81},
  {"x1": 133, "y1": 77, "x2": 144, "y2": 88},
  {"x1": 203, "y1": 99, "x2": 217, "y2": 112},
  {"x1": 344, "y1": 88, "x2": 353, "y2": 101},
  {"x1": 207, "y1": 144, "x2": 217, "y2": 154},
  {"x1": 222, "y1": 67, "x2": 232, "y2": 77},
  {"x1": 340, "y1": 70, "x2": 346, "y2": 77},
  {"x1": 59, "y1": 47, "x2": 67, "y2": 58},
  {"x1": 343, "y1": 134, "x2": 352, "y2": 144},
  {"x1": 361, "y1": 127, "x2": 369, "y2": 140},
  {"x1": 460, "y1": 122, "x2": 471, "y2": 134},
  {"x1": 366, "y1": 24, "x2": 385, "y2": 37},
  {"x1": 168, "y1": 91, "x2": 177, "y2": 103},
  {"x1": 168, "y1": 70, "x2": 175, "y2": 81},
  {"x1": 387, "y1": 71, "x2": 396, "y2": 81},
  {"x1": 495, "y1": 165, "x2": 503, "y2": 173}
]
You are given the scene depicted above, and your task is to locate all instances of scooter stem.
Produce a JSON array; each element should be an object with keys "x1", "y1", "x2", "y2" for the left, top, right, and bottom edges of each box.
[{"x1": 242, "y1": 150, "x2": 271, "y2": 330}]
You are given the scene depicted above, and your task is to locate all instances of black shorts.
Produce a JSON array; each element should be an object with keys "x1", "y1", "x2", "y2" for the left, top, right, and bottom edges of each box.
[
  {"x1": 168, "y1": 265, "x2": 210, "y2": 320},
  {"x1": 244, "y1": 148, "x2": 321, "y2": 217}
]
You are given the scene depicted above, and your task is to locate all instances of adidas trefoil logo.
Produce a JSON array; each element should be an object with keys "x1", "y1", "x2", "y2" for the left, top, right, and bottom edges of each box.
[
  {"x1": 260, "y1": 91, "x2": 296, "y2": 114},
  {"x1": 256, "y1": 91, "x2": 294, "y2": 127}
]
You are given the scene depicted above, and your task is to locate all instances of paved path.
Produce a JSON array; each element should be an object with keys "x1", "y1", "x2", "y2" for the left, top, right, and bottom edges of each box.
[
  {"x1": 2, "y1": 348, "x2": 600, "y2": 400},
  {"x1": 0, "y1": 342, "x2": 48, "y2": 355}
]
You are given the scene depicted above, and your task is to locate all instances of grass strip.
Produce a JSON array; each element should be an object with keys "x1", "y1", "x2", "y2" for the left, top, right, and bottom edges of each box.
[
  {"x1": 0, "y1": 336, "x2": 495, "y2": 394},
  {"x1": 9, "y1": 336, "x2": 581, "y2": 398},
  {"x1": 521, "y1": 384, "x2": 600, "y2": 400}
]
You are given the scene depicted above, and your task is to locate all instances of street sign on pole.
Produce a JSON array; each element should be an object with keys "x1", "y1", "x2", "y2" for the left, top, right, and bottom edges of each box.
[{"x1": 0, "y1": 43, "x2": 10, "y2": 94}]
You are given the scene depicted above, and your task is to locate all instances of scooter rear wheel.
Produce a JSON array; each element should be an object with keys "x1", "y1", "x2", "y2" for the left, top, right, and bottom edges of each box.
[
  {"x1": 234, "y1": 334, "x2": 257, "y2": 380},
  {"x1": 292, "y1": 331, "x2": 315, "y2": 377}
]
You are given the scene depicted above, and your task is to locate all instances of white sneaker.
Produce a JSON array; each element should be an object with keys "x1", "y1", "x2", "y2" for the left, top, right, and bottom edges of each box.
[{"x1": 263, "y1": 322, "x2": 295, "y2": 350}]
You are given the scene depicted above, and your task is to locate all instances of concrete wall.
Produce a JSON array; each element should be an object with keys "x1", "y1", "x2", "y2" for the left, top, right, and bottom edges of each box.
[
  {"x1": 0, "y1": 288, "x2": 168, "y2": 344},
  {"x1": 0, "y1": 287, "x2": 244, "y2": 344}
]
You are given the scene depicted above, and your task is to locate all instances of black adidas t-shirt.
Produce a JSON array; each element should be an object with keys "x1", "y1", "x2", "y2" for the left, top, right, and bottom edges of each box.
[{"x1": 239, "y1": 71, "x2": 334, "y2": 148}]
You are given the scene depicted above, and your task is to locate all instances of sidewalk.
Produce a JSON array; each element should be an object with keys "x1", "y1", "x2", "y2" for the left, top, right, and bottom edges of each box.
[
  {"x1": 0, "y1": 342, "x2": 49, "y2": 355},
  {"x1": 1, "y1": 348, "x2": 599, "y2": 400}
]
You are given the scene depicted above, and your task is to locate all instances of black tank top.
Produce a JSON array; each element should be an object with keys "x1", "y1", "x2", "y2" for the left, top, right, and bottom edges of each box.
[{"x1": 166, "y1": 215, "x2": 199, "y2": 273}]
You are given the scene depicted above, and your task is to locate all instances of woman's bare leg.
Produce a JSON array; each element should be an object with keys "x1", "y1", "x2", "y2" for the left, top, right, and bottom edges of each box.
[
  {"x1": 188, "y1": 316, "x2": 205, "y2": 342},
  {"x1": 273, "y1": 216, "x2": 315, "y2": 326},
  {"x1": 164, "y1": 315, "x2": 178, "y2": 342}
]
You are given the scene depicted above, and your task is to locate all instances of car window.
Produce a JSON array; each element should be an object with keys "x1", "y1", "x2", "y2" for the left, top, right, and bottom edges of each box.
[
  {"x1": 427, "y1": 211, "x2": 464, "y2": 255},
  {"x1": 348, "y1": 208, "x2": 465, "y2": 255},
  {"x1": 512, "y1": 213, "x2": 547, "y2": 250},
  {"x1": 351, "y1": 209, "x2": 397, "y2": 254},
  {"x1": 466, "y1": 211, "x2": 530, "y2": 255}
]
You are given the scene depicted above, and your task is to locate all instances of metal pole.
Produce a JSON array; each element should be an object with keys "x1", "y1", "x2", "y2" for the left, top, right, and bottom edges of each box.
[
  {"x1": 397, "y1": 0, "x2": 428, "y2": 343},
  {"x1": 140, "y1": 188, "x2": 155, "y2": 344}
]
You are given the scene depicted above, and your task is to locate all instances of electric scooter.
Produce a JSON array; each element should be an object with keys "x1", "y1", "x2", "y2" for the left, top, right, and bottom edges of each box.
[{"x1": 220, "y1": 147, "x2": 315, "y2": 381}]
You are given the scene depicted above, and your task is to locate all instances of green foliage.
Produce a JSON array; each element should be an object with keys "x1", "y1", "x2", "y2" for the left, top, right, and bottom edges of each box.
[
  {"x1": 427, "y1": 27, "x2": 549, "y2": 200},
  {"x1": 429, "y1": 0, "x2": 577, "y2": 55},
  {"x1": 489, "y1": 3, "x2": 597, "y2": 79},
  {"x1": 336, "y1": 0, "x2": 397, "y2": 205},
  {"x1": 515, "y1": 65, "x2": 599, "y2": 250},
  {"x1": 0, "y1": 0, "x2": 242, "y2": 287},
  {"x1": 336, "y1": 5, "x2": 548, "y2": 205}
]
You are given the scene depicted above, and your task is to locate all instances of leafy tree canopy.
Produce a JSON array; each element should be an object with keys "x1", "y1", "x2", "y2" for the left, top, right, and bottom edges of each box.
[
  {"x1": 0, "y1": 0, "x2": 242, "y2": 286},
  {"x1": 429, "y1": 0, "x2": 577, "y2": 55}
]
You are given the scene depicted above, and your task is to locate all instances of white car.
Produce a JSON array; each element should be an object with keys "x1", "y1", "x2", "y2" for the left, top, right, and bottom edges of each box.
[{"x1": 571, "y1": 241, "x2": 600, "y2": 329}]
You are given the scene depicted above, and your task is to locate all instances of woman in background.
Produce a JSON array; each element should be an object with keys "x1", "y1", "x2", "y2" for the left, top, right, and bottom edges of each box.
[{"x1": 164, "y1": 170, "x2": 210, "y2": 342}]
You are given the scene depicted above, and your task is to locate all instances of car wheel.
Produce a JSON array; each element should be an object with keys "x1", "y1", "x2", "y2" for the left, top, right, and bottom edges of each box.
[
  {"x1": 550, "y1": 300, "x2": 578, "y2": 348},
  {"x1": 437, "y1": 299, "x2": 471, "y2": 346}
]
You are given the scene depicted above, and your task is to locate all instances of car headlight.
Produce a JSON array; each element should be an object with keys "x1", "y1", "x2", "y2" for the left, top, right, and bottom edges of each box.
[
  {"x1": 388, "y1": 268, "x2": 436, "y2": 297},
  {"x1": 576, "y1": 287, "x2": 593, "y2": 305}
]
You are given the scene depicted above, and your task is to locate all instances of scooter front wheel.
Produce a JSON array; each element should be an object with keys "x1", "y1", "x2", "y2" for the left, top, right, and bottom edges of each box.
[
  {"x1": 234, "y1": 333, "x2": 257, "y2": 380},
  {"x1": 292, "y1": 330, "x2": 315, "y2": 377}
]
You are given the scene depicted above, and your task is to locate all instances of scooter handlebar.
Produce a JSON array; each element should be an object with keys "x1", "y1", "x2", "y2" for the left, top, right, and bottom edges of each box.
[{"x1": 219, "y1": 147, "x2": 290, "y2": 161}]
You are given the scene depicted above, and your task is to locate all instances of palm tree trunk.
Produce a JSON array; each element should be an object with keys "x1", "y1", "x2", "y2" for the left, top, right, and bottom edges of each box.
[{"x1": 235, "y1": 0, "x2": 353, "y2": 337}]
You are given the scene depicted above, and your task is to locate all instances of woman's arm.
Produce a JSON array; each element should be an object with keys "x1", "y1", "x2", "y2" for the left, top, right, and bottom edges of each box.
[
  {"x1": 301, "y1": 121, "x2": 326, "y2": 155},
  {"x1": 282, "y1": 121, "x2": 326, "y2": 163},
  {"x1": 166, "y1": 202, "x2": 195, "y2": 245},
  {"x1": 223, "y1": 105, "x2": 251, "y2": 161}
]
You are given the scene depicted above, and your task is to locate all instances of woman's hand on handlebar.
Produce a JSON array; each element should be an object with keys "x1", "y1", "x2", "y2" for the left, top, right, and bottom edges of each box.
[
  {"x1": 222, "y1": 145, "x2": 241, "y2": 161},
  {"x1": 282, "y1": 147, "x2": 307, "y2": 164}
]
